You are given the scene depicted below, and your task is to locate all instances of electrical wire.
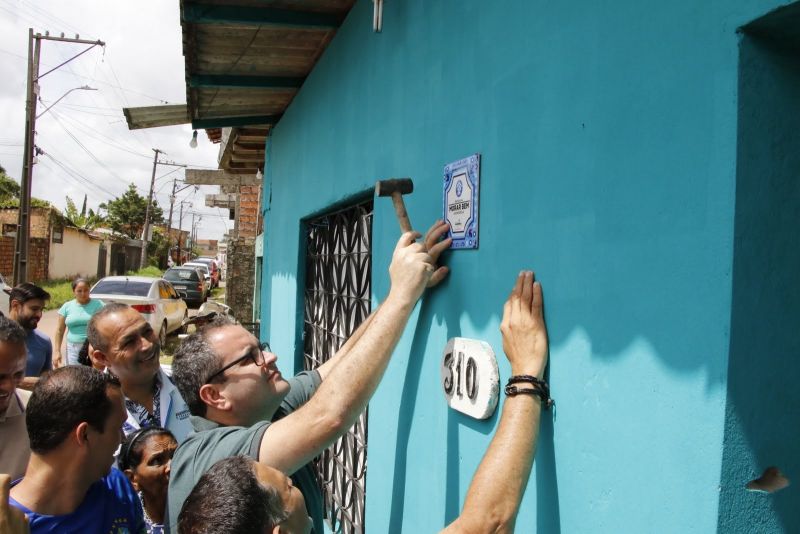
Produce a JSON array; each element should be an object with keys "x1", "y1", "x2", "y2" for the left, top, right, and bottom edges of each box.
[
  {"x1": 41, "y1": 153, "x2": 118, "y2": 198},
  {"x1": 47, "y1": 109, "x2": 126, "y2": 183},
  {"x1": 46, "y1": 110, "x2": 152, "y2": 160}
]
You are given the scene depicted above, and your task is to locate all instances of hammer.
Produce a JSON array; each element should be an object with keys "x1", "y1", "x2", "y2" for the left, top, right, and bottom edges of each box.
[{"x1": 375, "y1": 178, "x2": 414, "y2": 234}]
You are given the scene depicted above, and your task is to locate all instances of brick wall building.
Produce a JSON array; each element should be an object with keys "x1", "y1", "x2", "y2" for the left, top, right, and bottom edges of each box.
[
  {"x1": 0, "y1": 206, "x2": 53, "y2": 239},
  {"x1": 224, "y1": 183, "x2": 261, "y2": 322},
  {"x1": 0, "y1": 206, "x2": 53, "y2": 281},
  {"x1": 0, "y1": 235, "x2": 49, "y2": 282}
]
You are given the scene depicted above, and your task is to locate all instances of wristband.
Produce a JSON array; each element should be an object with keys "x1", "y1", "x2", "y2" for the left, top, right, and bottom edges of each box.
[{"x1": 504, "y1": 382, "x2": 554, "y2": 410}]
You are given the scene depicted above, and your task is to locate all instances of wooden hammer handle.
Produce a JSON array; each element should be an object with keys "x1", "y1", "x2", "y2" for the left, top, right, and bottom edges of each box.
[{"x1": 391, "y1": 191, "x2": 413, "y2": 234}]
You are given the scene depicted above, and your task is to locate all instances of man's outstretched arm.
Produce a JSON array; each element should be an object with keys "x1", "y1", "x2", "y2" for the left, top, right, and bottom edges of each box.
[
  {"x1": 260, "y1": 229, "x2": 448, "y2": 475},
  {"x1": 443, "y1": 271, "x2": 549, "y2": 534},
  {"x1": 314, "y1": 220, "x2": 451, "y2": 381}
]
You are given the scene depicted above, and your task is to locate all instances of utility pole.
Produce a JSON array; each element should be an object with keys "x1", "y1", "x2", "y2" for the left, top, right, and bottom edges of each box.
[
  {"x1": 176, "y1": 200, "x2": 190, "y2": 263},
  {"x1": 13, "y1": 30, "x2": 104, "y2": 285},
  {"x1": 140, "y1": 148, "x2": 162, "y2": 268},
  {"x1": 140, "y1": 153, "x2": 186, "y2": 268},
  {"x1": 167, "y1": 178, "x2": 196, "y2": 263}
]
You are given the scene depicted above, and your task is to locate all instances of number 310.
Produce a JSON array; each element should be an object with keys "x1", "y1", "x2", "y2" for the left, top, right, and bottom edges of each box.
[{"x1": 443, "y1": 351, "x2": 477, "y2": 400}]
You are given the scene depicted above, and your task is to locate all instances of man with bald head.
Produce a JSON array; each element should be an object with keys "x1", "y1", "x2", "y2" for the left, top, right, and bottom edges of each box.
[{"x1": 87, "y1": 302, "x2": 192, "y2": 442}]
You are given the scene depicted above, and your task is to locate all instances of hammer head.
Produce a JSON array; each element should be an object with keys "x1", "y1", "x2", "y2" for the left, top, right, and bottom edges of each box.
[{"x1": 375, "y1": 178, "x2": 414, "y2": 197}]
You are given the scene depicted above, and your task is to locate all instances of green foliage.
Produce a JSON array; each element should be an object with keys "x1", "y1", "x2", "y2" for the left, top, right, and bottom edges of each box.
[
  {"x1": 0, "y1": 168, "x2": 49, "y2": 208},
  {"x1": 99, "y1": 183, "x2": 164, "y2": 239},
  {"x1": 63, "y1": 194, "x2": 105, "y2": 230},
  {"x1": 0, "y1": 197, "x2": 51, "y2": 209},
  {"x1": 0, "y1": 170, "x2": 21, "y2": 201},
  {"x1": 146, "y1": 227, "x2": 170, "y2": 268},
  {"x1": 125, "y1": 265, "x2": 163, "y2": 277}
]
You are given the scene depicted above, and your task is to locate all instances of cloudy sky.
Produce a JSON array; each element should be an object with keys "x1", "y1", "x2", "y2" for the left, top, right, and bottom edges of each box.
[{"x1": 0, "y1": 0, "x2": 230, "y2": 240}]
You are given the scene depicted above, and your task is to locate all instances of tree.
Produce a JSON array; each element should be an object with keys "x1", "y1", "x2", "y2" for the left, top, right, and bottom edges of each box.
[
  {"x1": 0, "y1": 166, "x2": 49, "y2": 208},
  {"x1": 147, "y1": 226, "x2": 171, "y2": 268},
  {"x1": 63, "y1": 194, "x2": 105, "y2": 231},
  {"x1": 99, "y1": 183, "x2": 164, "y2": 239},
  {"x1": 0, "y1": 165, "x2": 21, "y2": 201}
]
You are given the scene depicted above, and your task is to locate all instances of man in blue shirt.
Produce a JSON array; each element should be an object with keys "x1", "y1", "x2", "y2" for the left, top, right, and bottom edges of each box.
[
  {"x1": 7, "y1": 283, "x2": 52, "y2": 387},
  {"x1": 8, "y1": 365, "x2": 146, "y2": 533}
]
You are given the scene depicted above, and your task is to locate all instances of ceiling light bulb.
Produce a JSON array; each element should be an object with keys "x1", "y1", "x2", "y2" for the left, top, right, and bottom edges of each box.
[{"x1": 189, "y1": 130, "x2": 198, "y2": 148}]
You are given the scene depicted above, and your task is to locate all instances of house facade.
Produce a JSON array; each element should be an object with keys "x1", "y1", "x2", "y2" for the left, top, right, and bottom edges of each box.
[
  {"x1": 258, "y1": 1, "x2": 799, "y2": 532},
  {"x1": 152, "y1": 0, "x2": 800, "y2": 531}
]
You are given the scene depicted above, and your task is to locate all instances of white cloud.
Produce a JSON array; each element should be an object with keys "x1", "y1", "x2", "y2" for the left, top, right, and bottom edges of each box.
[{"x1": 0, "y1": 0, "x2": 231, "y2": 240}]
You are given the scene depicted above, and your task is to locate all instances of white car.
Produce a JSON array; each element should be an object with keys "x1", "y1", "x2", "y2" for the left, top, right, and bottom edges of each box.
[{"x1": 90, "y1": 276, "x2": 188, "y2": 345}]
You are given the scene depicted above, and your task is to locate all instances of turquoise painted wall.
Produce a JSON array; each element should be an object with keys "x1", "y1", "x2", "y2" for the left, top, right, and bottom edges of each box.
[
  {"x1": 718, "y1": 10, "x2": 800, "y2": 532},
  {"x1": 259, "y1": 1, "x2": 793, "y2": 531}
]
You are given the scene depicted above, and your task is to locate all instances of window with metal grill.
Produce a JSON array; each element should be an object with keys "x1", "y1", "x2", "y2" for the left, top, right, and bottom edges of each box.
[{"x1": 303, "y1": 199, "x2": 372, "y2": 534}]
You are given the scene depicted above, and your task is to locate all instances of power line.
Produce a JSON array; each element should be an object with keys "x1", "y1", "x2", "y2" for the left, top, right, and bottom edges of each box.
[
  {"x1": 47, "y1": 110, "x2": 152, "y2": 159},
  {"x1": 41, "y1": 153, "x2": 118, "y2": 199},
  {"x1": 47, "y1": 109, "x2": 126, "y2": 183},
  {"x1": 0, "y1": 46, "x2": 172, "y2": 104}
]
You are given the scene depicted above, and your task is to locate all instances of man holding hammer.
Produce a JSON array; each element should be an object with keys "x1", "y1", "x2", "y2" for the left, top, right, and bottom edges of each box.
[{"x1": 167, "y1": 209, "x2": 452, "y2": 533}]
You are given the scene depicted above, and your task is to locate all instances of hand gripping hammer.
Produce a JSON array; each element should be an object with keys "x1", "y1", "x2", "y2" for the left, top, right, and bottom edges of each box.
[{"x1": 375, "y1": 178, "x2": 414, "y2": 234}]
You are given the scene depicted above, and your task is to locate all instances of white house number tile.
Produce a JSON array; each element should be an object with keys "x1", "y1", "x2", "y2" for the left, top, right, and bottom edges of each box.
[{"x1": 440, "y1": 337, "x2": 499, "y2": 420}]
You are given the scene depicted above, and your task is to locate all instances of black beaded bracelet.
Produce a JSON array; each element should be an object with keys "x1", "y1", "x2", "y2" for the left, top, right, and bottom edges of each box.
[{"x1": 504, "y1": 383, "x2": 554, "y2": 410}]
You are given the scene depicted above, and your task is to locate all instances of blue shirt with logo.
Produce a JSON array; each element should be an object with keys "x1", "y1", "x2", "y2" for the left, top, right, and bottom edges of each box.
[{"x1": 10, "y1": 467, "x2": 146, "y2": 533}]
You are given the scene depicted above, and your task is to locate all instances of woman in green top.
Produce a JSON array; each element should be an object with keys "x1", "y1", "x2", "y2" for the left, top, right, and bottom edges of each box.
[{"x1": 54, "y1": 278, "x2": 104, "y2": 366}]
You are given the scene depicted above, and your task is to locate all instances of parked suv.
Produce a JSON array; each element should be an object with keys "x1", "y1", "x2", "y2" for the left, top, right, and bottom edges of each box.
[{"x1": 163, "y1": 267, "x2": 207, "y2": 308}]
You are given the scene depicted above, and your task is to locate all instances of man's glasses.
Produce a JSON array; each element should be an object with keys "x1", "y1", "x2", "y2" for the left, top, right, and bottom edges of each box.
[{"x1": 205, "y1": 341, "x2": 270, "y2": 384}]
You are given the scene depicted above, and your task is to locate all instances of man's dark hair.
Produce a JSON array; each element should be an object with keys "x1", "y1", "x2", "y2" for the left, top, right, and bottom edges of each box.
[
  {"x1": 172, "y1": 315, "x2": 237, "y2": 417},
  {"x1": 26, "y1": 366, "x2": 121, "y2": 454},
  {"x1": 86, "y1": 302, "x2": 131, "y2": 352},
  {"x1": 0, "y1": 314, "x2": 26, "y2": 346},
  {"x1": 177, "y1": 456, "x2": 287, "y2": 534},
  {"x1": 8, "y1": 282, "x2": 50, "y2": 305}
]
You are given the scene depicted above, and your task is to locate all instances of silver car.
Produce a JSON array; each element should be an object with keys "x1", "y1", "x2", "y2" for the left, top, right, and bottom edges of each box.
[{"x1": 90, "y1": 276, "x2": 188, "y2": 345}]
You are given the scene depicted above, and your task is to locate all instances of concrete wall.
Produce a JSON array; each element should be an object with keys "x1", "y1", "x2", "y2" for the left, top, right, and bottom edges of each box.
[
  {"x1": 260, "y1": 1, "x2": 794, "y2": 532},
  {"x1": 718, "y1": 7, "x2": 800, "y2": 532},
  {"x1": 48, "y1": 227, "x2": 101, "y2": 280}
]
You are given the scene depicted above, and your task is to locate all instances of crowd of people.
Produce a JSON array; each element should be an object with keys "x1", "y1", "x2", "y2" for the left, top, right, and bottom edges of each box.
[{"x1": 0, "y1": 221, "x2": 553, "y2": 534}]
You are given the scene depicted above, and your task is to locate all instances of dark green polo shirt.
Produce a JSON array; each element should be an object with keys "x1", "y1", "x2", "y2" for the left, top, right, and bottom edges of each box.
[{"x1": 167, "y1": 370, "x2": 323, "y2": 533}]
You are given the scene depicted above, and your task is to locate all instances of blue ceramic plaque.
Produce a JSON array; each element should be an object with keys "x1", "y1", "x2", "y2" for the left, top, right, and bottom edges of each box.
[{"x1": 443, "y1": 154, "x2": 480, "y2": 249}]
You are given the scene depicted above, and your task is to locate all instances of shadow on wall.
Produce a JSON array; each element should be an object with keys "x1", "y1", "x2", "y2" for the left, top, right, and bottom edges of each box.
[
  {"x1": 385, "y1": 268, "x2": 562, "y2": 532},
  {"x1": 718, "y1": 8, "x2": 800, "y2": 532},
  {"x1": 266, "y1": 0, "x2": 738, "y2": 391}
]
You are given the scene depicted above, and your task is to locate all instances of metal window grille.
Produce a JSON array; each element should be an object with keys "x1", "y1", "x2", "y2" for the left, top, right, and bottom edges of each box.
[{"x1": 303, "y1": 200, "x2": 372, "y2": 534}]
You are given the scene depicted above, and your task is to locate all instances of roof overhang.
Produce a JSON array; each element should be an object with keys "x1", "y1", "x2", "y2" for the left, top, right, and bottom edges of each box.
[
  {"x1": 180, "y1": 0, "x2": 355, "y2": 135},
  {"x1": 125, "y1": 0, "x2": 355, "y2": 177},
  {"x1": 123, "y1": 104, "x2": 190, "y2": 130}
]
